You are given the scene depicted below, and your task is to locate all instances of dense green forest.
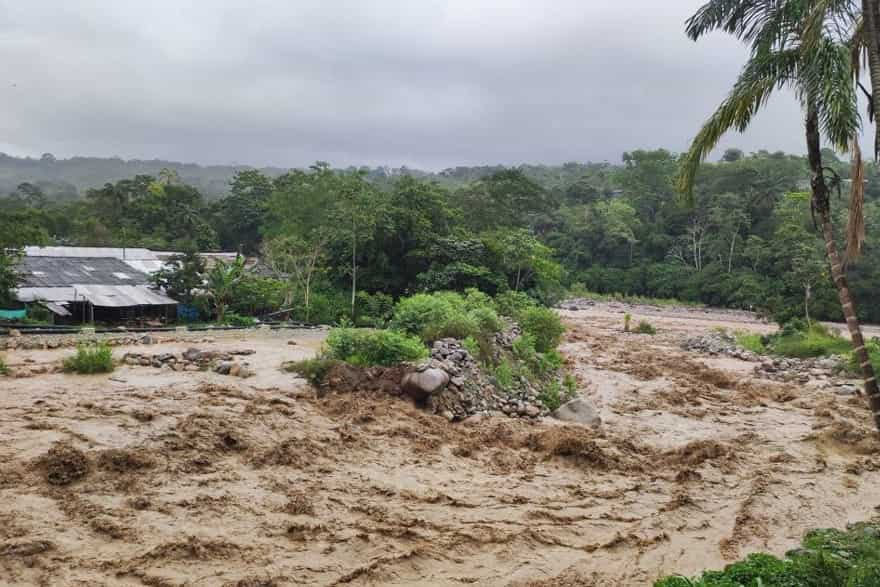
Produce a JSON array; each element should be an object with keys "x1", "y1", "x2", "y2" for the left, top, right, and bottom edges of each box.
[{"x1": 2, "y1": 148, "x2": 879, "y2": 324}]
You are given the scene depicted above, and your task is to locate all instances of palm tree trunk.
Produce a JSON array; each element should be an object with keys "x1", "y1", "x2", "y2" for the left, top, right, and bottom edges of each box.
[
  {"x1": 807, "y1": 104, "x2": 880, "y2": 432},
  {"x1": 864, "y1": 0, "x2": 880, "y2": 160}
]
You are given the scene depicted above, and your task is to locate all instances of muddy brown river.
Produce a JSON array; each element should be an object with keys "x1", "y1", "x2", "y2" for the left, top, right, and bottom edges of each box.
[{"x1": 1, "y1": 305, "x2": 878, "y2": 585}]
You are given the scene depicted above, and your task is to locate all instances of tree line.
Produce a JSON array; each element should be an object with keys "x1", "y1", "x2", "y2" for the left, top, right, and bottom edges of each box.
[{"x1": 2, "y1": 149, "x2": 880, "y2": 328}]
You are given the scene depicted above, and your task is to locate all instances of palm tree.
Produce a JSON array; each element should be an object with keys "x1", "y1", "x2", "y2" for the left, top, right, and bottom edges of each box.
[{"x1": 679, "y1": 0, "x2": 880, "y2": 432}]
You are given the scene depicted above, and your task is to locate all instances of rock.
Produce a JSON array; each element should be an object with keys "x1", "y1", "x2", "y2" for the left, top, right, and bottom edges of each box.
[
  {"x1": 183, "y1": 348, "x2": 202, "y2": 362},
  {"x1": 8, "y1": 328, "x2": 21, "y2": 337},
  {"x1": 140, "y1": 335, "x2": 154, "y2": 345},
  {"x1": 835, "y1": 384, "x2": 859, "y2": 396},
  {"x1": 552, "y1": 397, "x2": 601, "y2": 427},
  {"x1": 402, "y1": 368, "x2": 450, "y2": 400},
  {"x1": 525, "y1": 405, "x2": 541, "y2": 418},
  {"x1": 237, "y1": 365, "x2": 253, "y2": 378},
  {"x1": 229, "y1": 363, "x2": 241, "y2": 377},
  {"x1": 214, "y1": 361, "x2": 232, "y2": 375},
  {"x1": 287, "y1": 340, "x2": 297, "y2": 346}
]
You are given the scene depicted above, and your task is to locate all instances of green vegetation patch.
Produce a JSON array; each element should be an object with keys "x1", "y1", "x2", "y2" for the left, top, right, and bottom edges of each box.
[
  {"x1": 0, "y1": 355, "x2": 8, "y2": 376},
  {"x1": 284, "y1": 358, "x2": 341, "y2": 386},
  {"x1": 325, "y1": 327, "x2": 428, "y2": 367},
  {"x1": 62, "y1": 344, "x2": 114, "y2": 374},
  {"x1": 634, "y1": 320, "x2": 657, "y2": 335},
  {"x1": 655, "y1": 521, "x2": 880, "y2": 586},
  {"x1": 391, "y1": 289, "x2": 503, "y2": 344}
]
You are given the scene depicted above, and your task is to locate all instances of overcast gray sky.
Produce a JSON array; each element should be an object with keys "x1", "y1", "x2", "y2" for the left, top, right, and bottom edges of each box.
[{"x1": 0, "y1": 1, "x2": 819, "y2": 169}]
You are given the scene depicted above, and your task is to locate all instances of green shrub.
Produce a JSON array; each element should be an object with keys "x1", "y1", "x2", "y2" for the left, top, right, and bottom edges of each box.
[
  {"x1": 423, "y1": 311, "x2": 480, "y2": 341},
  {"x1": 492, "y1": 359, "x2": 517, "y2": 392},
  {"x1": 355, "y1": 291, "x2": 395, "y2": 327},
  {"x1": 392, "y1": 293, "x2": 456, "y2": 337},
  {"x1": 735, "y1": 331, "x2": 767, "y2": 354},
  {"x1": 221, "y1": 312, "x2": 257, "y2": 327},
  {"x1": 563, "y1": 372, "x2": 577, "y2": 395},
  {"x1": 461, "y1": 336, "x2": 480, "y2": 359},
  {"x1": 634, "y1": 321, "x2": 656, "y2": 335},
  {"x1": 284, "y1": 358, "x2": 340, "y2": 386},
  {"x1": 63, "y1": 344, "x2": 114, "y2": 374},
  {"x1": 624, "y1": 313, "x2": 632, "y2": 332},
  {"x1": 516, "y1": 306, "x2": 565, "y2": 352},
  {"x1": 494, "y1": 290, "x2": 537, "y2": 318},
  {"x1": 392, "y1": 291, "x2": 503, "y2": 343},
  {"x1": 772, "y1": 324, "x2": 851, "y2": 358},
  {"x1": 325, "y1": 328, "x2": 428, "y2": 367},
  {"x1": 655, "y1": 521, "x2": 880, "y2": 586},
  {"x1": 848, "y1": 338, "x2": 880, "y2": 375},
  {"x1": 0, "y1": 355, "x2": 7, "y2": 376},
  {"x1": 539, "y1": 380, "x2": 567, "y2": 411}
]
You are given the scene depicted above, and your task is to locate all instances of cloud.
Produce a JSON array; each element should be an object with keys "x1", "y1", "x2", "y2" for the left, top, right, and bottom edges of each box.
[{"x1": 0, "y1": 0, "x2": 820, "y2": 169}]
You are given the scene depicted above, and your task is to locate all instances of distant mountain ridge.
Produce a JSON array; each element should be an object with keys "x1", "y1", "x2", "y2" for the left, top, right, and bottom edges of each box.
[{"x1": 0, "y1": 152, "x2": 615, "y2": 199}]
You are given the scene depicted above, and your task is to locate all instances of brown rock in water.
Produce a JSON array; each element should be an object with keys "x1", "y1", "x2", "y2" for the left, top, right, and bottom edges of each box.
[
  {"x1": 552, "y1": 398, "x2": 601, "y2": 428},
  {"x1": 401, "y1": 368, "x2": 450, "y2": 401}
]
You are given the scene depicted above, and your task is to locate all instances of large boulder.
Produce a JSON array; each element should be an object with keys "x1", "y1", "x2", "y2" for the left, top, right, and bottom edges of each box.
[
  {"x1": 552, "y1": 397, "x2": 601, "y2": 427},
  {"x1": 401, "y1": 368, "x2": 450, "y2": 402}
]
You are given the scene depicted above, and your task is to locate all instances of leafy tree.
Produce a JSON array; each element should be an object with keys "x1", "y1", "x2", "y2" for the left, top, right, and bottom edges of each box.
[
  {"x1": 327, "y1": 172, "x2": 389, "y2": 318},
  {"x1": 205, "y1": 256, "x2": 245, "y2": 322},
  {"x1": 150, "y1": 248, "x2": 206, "y2": 305},
  {"x1": 0, "y1": 250, "x2": 21, "y2": 308},
  {"x1": 265, "y1": 234, "x2": 327, "y2": 322}
]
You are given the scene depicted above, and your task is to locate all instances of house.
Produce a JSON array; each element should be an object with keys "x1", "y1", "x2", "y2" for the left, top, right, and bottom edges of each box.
[{"x1": 15, "y1": 254, "x2": 177, "y2": 324}]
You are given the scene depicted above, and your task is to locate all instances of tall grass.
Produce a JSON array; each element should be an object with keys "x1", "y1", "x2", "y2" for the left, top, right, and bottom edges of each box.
[
  {"x1": 734, "y1": 332, "x2": 767, "y2": 354},
  {"x1": 62, "y1": 344, "x2": 114, "y2": 374},
  {"x1": 770, "y1": 324, "x2": 852, "y2": 358},
  {"x1": 0, "y1": 355, "x2": 8, "y2": 376}
]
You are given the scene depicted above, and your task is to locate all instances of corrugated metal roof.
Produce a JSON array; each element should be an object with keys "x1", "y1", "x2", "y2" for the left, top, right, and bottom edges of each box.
[
  {"x1": 18, "y1": 257, "x2": 151, "y2": 287},
  {"x1": 24, "y1": 246, "x2": 159, "y2": 260},
  {"x1": 16, "y1": 287, "x2": 77, "y2": 302},
  {"x1": 16, "y1": 285, "x2": 176, "y2": 307},
  {"x1": 73, "y1": 285, "x2": 177, "y2": 307},
  {"x1": 44, "y1": 302, "x2": 71, "y2": 316}
]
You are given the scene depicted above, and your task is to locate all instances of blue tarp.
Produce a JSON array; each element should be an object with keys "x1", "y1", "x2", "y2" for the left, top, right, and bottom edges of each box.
[{"x1": 177, "y1": 304, "x2": 200, "y2": 321}]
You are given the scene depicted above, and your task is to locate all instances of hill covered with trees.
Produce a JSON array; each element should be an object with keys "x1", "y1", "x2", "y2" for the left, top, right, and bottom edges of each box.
[{"x1": 2, "y1": 148, "x2": 879, "y2": 325}]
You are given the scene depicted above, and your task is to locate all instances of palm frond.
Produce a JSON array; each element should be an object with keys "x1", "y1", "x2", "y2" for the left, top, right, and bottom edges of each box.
[
  {"x1": 686, "y1": 0, "x2": 805, "y2": 52},
  {"x1": 846, "y1": 138, "x2": 866, "y2": 263},
  {"x1": 677, "y1": 48, "x2": 800, "y2": 202},
  {"x1": 800, "y1": 38, "x2": 862, "y2": 149}
]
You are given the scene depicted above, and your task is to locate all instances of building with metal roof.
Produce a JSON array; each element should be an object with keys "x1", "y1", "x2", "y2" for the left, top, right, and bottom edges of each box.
[
  {"x1": 14, "y1": 255, "x2": 177, "y2": 324},
  {"x1": 23, "y1": 246, "x2": 166, "y2": 274}
]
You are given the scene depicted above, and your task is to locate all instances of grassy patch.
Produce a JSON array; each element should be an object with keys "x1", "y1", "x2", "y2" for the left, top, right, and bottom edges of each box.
[
  {"x1": 634, "y1": 320, "x2": 657, "y2": 335},
  {"x1": 771, "y1": 324, "x2": 852, "y2": 358},
  {"x1": 325, "y1": 328, "x2": 428, "y2": 367},
  {"x1": 62, "y1": 344, "x2": 114, "y2": 374},
  {"x1": 284, "y1": 358, "x2": 340, "y2": 386},
  {"x1": 0, "y1": 355, "x2": 7, "y2": 376},
  {"x1": 733, "y1": 323, "x2": 879, "y2": 373},
  {"x1": 655, "y1": 521, "x2": 880, "y2": 586},
  {"x1": 734, "y1": 331, "x2": 767, "y2": 354}
]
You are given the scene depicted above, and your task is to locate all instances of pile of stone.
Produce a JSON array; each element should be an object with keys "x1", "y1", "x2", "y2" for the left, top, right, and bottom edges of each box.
[
  {"x1": 683, "y1": 332, "x2": 858, "y2": 393},
  {"x1": 681, "y1": 331, "x2": 760, "y2": 361},
  {"x1": 2, "y1": 330, "x2": 209, "y2": 351},
  {"x1": 753, "y1": 356, "x2": 855, "y2": 391},
  {"x1": 399, "y1": 337, "x2": 545, "y2": 421},
  {"x1": 121, "y1": 347, "x2": 255, "y2": 378}
]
